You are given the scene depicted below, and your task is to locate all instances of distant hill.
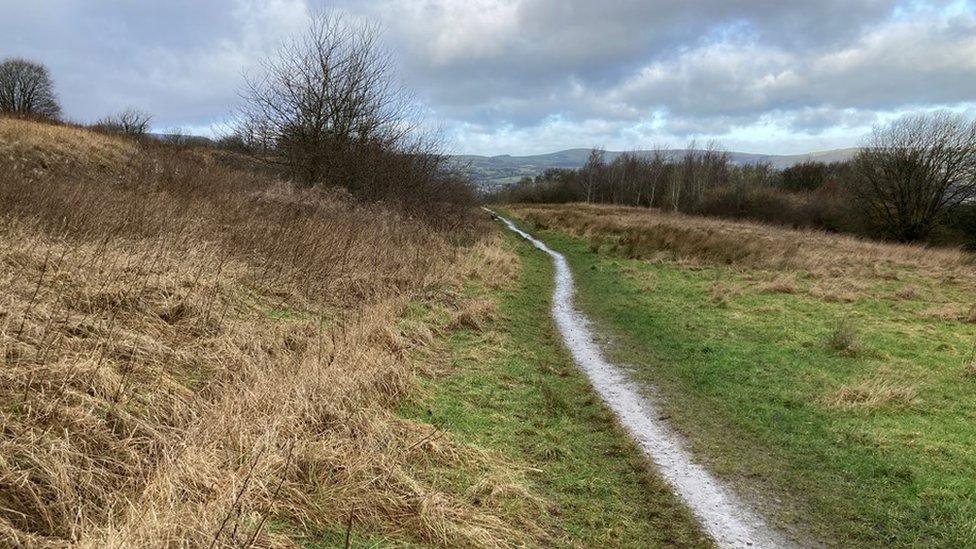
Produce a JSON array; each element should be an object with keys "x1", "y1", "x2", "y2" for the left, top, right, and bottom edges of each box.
[{"x1": 451, "y1": 148, "x2": 859, "y2": 188}]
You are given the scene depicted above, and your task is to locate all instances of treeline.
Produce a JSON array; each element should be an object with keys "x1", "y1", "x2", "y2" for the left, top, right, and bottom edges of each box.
[
  {"x1": 492, "y1": 113, "x2": 976, "y2": 247},
  {"x1": 0, "y1": 13, "x2": 477, "y2": 229}
]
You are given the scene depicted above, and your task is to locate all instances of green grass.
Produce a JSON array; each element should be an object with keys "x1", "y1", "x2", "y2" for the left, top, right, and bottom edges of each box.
[
  {"x1": 505, "y1": 216, "x2": 976, "y2": 547},
  {"x1": 397, "y1": 230, "x2": 709, "y2": 548}
]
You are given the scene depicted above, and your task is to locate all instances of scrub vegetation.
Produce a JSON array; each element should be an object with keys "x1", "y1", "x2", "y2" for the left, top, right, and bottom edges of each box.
[
  {"x1": 505, "y1": 203, "x2": 976, "y2": 547},
  {"x1": 0, "y1": 116, "x2": 494, "y2": 546}
]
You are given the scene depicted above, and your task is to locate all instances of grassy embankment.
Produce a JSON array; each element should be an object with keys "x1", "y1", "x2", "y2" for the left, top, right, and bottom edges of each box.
[
  {"x1": 504, "y1": 203, "x2": 976, "y2": 547},
  {"x1": 0, "y1": 118, "x2": 704, "y2": 547}
]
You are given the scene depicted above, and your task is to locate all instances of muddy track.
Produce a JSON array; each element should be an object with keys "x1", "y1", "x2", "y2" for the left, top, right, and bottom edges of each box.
[{"x1": 492, "y1": 211, "x2": 793, "y2": 549}]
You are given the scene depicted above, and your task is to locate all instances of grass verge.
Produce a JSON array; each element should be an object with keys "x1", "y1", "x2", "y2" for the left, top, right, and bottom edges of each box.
[{"x1": 504, "y1": 205, "x2": 976, "y2": 547}]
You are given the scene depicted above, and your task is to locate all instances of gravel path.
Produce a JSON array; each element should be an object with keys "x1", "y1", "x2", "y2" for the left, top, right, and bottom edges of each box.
[{"x1": 493, "y1": 211, "x2": 793, "y2": 549}]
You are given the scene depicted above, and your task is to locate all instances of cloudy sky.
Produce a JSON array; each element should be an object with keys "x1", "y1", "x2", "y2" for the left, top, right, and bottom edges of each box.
[{"x1": 2, "y1": 0, "x2": 975, "y2": 155}]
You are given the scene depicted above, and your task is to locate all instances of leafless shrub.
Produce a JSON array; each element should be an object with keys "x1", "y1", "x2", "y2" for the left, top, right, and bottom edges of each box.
[
  {"x1": 780, "y1": 161, "x2": 830, "y2": 192},
  {"x1": 0, "y1": 57, "x2": 61, "y2": 119},
  {"x1": 236, "y1": 12, "x2": 409, "y2": 184},
  {"x1": 234, "y1": 12, "x2": 475, "y2": 227},
  {"x1": 92, "y1": 107, "x2": 153, "y2": 136}
]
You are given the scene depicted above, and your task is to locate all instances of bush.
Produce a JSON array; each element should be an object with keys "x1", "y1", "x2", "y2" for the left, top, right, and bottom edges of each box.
[
  {"x1": 234, "y1": 12, "x2": 475, "y2": 227},
  {"x1": 91, "y1": 108, "x2": 153, "y2": 136},
  {"x1": 780, "y1": 161, "x2": 828, "y2": 192},
  {"x1": 943, "y1": 203, "x2": 976, "y2": 250}
]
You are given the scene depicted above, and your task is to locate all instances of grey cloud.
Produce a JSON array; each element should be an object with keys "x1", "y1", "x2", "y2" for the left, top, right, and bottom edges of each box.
[
  {"x1": 599, "y1": 9, "x2": 976, "y2": 126},
  {"x1": 0, "y1": 0, "x2": 309, "y2": 128},
  {"x1": 350, "y1": 0, "x2": 972, "y2": 139},
  {"x1": 0, "y1": 0, "x2": 973, "y2": 153},
  {"x1": 363, "y1": 0, "x2": 879, "y2": 119},
  {"x1": 784, "y1": 107, "x2": 880, "y2": 133}
]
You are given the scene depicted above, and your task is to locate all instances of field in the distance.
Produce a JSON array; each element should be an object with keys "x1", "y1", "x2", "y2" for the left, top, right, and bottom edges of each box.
[{"x1": 504, "y1": 203, "x2": 976, "y2": 547}]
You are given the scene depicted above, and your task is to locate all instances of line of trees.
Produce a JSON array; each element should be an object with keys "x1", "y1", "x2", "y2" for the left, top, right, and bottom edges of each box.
[
  {"x1": 561, "y1": 145, "x2": 734, "y2": 211},
  {"x1": 493, "y1": 112, "x2": 976, "y2": 246}
]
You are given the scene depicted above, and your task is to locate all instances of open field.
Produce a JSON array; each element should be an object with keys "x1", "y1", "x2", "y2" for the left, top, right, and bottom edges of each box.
[{"x1": 504, "y1": 203, "x2": 976, "y2": 547}]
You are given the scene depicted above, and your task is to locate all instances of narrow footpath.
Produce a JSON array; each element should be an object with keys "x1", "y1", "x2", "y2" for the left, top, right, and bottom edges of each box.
[{"x1": 492, "y1": 211, "x2": 793, "y2": 549}]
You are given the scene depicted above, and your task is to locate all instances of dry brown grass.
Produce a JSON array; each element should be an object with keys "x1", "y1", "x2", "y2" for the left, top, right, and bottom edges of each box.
[
  {"x1": 894, "y1": 285, "x2": 920, "y2": 300},
  {"x1": 823, "y1": 378, "x2": 918, "y2": 411},
  {"x1": 509, "y1": 203, "x2": 976, "y2": 277},
  {"x1": 762, "y1": 275, "x2": 798, "y2": 295},
  {"x1": 709, "y1": 282, "x2": 739, "y2": 308},
  {"x1": 918, "y1": 303, "x2": 974, "y2": 323},
  {"x1": 508, "y1": 203, "x2": 976, "y2": 304},
  {"x1": 0, "y1": 121, "x2": 544, "y2": 547},
  {"x1": 0, "y1": 117, "x2": 137, "y2": 177},
  {"x1": 808, "y1": 282, "x2": 860, "y2": 304}
]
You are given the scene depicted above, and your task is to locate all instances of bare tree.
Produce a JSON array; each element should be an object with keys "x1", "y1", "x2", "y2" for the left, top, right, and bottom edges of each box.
[
  {"x1": 236, "y1": 12, "x2": 412, "y2": 186},
  {"x1": 582, "y1": 148, "x2": 605, "y2": 203},
  {"x1": 0, "y1": 58, "x2": 61, "y2": 119},
  {"x1": 849, "y1": 112, "x2": 976, "y2": 241},
  {"x1": 93, "y1": 108, "x2": 153, "y2": 136},
  {"x1": 645, "y1": 149, "x2": 669, "y2": 208}
]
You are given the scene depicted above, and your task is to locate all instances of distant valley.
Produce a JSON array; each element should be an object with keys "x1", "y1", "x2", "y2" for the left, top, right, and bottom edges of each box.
[{"x1": 451, "y1": 147, "x2": 859, "y2": 188}]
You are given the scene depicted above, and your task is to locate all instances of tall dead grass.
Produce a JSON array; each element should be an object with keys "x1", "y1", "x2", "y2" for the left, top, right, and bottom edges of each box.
[
  {"x1": 0, "y1": 120, "x2": 539, "y2": 547},
  {"x1": 508, "y1": 203, "x2": 976, "y2": 299}
]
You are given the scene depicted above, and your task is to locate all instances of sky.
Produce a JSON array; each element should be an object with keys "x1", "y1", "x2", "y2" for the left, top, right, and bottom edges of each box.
[{"x1": 1, "y1": 0, "x2": 974, "y2": 155}]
